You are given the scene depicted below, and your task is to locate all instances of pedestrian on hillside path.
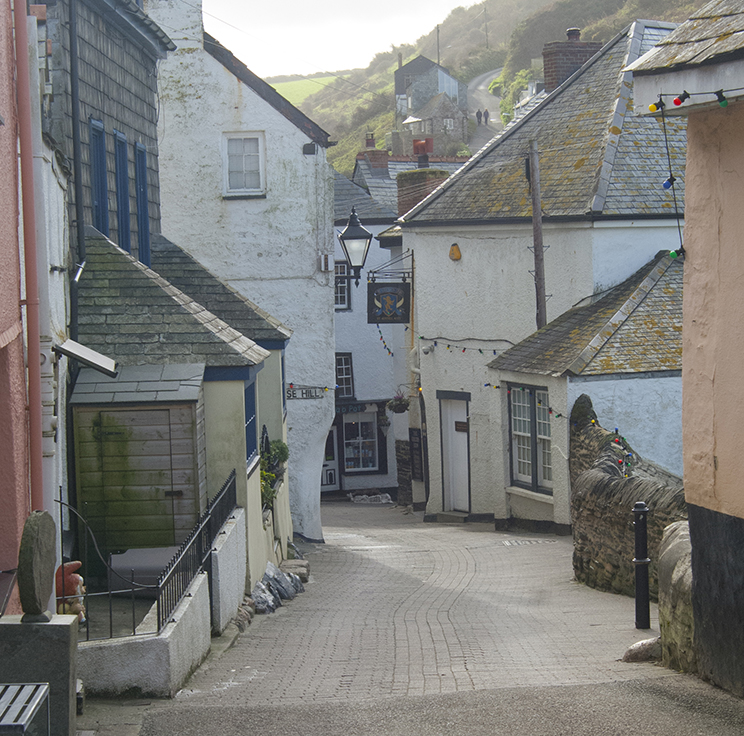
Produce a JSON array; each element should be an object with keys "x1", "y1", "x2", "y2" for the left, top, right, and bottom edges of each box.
[
  {"x1": 476, "y1": 109, "x2": 482, "y2": 125},
  {"x1": 484, "y1": 108, "x2": 490, "y2": 125}
]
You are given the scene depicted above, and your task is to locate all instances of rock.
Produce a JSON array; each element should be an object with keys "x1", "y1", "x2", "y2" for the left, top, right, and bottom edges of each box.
[
  {"x1": 263, "y1": 562, "x2": 296, "y2": 600},
  {"x1": 251, "y1": 581, "x2": 279, "y2": 613},
  {"x1": 622, "y1": 637, "x2": 662, "y2": 662},
  {"x1": 280, "y1": 559, "x2": 310, "y2": 583},
  {"x1": 17, "y1": 510, "x2": 57, "y2": 621}
]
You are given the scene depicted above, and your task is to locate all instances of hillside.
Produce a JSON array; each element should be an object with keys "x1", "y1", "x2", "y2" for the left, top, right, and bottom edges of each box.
[{"x1": 292, "y1": 0, "x2": 555, "y2": 176}]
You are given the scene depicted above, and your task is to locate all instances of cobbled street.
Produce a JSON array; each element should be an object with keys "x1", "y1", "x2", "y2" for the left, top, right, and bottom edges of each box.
[{"x1": 90, "y1": 502, "x2": 744, "y2": 735}]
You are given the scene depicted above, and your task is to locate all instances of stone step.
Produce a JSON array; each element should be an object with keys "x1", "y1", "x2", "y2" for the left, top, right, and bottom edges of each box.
[{"x1": 437, "y1": 512, "x2": 468, "y2": 523}]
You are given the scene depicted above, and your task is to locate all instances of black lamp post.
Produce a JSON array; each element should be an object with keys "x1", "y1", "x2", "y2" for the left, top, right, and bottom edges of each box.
[{"x1": 338, "y1": 207, "x2": 373, "y2": 287}]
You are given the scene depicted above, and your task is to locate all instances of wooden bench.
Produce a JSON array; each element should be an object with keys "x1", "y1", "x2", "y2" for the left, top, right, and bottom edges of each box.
[{"x1": 0, "y1": 684, "x2": 50, "y2": 734}]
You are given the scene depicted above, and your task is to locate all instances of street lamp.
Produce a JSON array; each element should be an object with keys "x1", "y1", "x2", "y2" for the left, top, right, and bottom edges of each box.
[{"x1": 338, "y1": 207, "x2": 373, "y2": 287}]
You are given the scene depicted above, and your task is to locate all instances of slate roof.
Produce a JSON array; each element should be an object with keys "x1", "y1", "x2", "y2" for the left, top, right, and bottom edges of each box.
[
  {"x1": 204, "y1": 33, "x2": 332, "y2": 148},
  {"x1": 334, "y1": 172, "x2": 397, "y2": 225},
  {"x1": 150, "y1": 234, "x2": 291, "y2": 345},
  {"x1": 628, "y1": 0, "x2": 744, "y2": 73},
  {"x1": 406, "y1": 92, "x2": 465, "y2": 122},
  {"x1": 352, "y1": 156, "x2": 470, "y2": 214},
  {"x1": 402, "y1": 20, "x2": 686, "y2": 225},
  {"x1": 97, "y1": 0, "x2": 175, "y2": 56},
  {"x1": 489, "y1": 251, "x2": 682, "y2": 377},
  {"x1": 78, "y1": 230, "x2": 270, "y2": 368},
  {"x1": 70, "y1": 364, "x2": 205, "y2": 405}
]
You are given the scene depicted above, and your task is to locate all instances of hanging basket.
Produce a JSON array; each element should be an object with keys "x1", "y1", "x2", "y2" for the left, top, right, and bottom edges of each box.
[{"x1": 387, "y1": 396, "x2": 410, "y2": 414}]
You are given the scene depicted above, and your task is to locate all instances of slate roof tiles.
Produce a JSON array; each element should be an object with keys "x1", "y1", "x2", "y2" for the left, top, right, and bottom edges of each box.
[
  {"x1": 489, "y1": 251, "x2": 682, "y2": 377},
  {"x1": 79, "y1": 231, "x2": 269, "y2": 368},
  {"x1": 402, "y1": 20, "x2": 685, "y2": 224}
]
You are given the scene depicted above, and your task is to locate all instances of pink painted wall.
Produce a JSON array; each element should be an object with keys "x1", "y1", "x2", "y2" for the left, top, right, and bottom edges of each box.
[
  {"x1": 0, "y1": 0, "x2": 30, "y2": 614},
  {"x1": 682, "y1": 101, "x2": 744, "y2": 519}
]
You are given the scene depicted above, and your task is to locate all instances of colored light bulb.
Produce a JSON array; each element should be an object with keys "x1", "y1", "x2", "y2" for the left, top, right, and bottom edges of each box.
[
  {"x1": 716, "y1": 90, "x2": 728, "y2": 107},
  {"x1": 673, "y1": 91, "x2": 690, "y2": 106}
]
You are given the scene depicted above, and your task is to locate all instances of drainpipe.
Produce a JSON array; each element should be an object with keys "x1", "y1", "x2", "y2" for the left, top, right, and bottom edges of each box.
[
  {"x1": 13, "y1": 0, "x2": 45, "y2": 511},
  {"x1": 68, "y1": 0, "x2": 86, "y2": 341}
]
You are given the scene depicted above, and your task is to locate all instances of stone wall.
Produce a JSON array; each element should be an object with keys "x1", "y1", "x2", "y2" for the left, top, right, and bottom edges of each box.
[
  {"x1": 395, "y1": 439, "x2": 412, "y2": 506},
  {"x1": 570, "y1": 395, "x2": 687, "y2": 599}
]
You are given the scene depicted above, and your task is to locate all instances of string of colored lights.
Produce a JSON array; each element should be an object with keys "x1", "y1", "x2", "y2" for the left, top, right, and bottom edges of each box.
[{"x1": 591, "y1": 419, "x2": 637, "y2": 478}]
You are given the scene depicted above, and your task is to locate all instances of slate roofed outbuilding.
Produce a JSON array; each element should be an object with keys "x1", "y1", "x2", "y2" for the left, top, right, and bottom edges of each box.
[
  {"x1": 150, "y1": 235, "x2": 291, "y2": 345},
  {"x1": 334, "y1": 172, "x2": 397, "y2": 225},
  {"x1": 489, "y1": 251, "x2": 682, "y2": 377},
  {"x1": 401, "y1": 20, "x2": 686, "y2": 225},
  {"x1": 627, "y1": 0, "x2": 744, "y2": 73},
  {"x1": 204, "y1": 33, "x2": 332, "y2": 148},
  {"x1": 78, "y1": 230, "x2": 269, "y2": 368}
]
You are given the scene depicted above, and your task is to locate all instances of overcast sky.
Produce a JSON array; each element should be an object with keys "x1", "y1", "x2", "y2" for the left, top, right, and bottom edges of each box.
[{"x1": 201, "y1": 0, "x2": 473, "y2": 78}]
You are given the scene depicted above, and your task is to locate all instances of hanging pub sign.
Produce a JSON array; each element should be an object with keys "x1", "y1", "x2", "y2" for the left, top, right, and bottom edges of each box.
[{"x1": 367, "y1": 281, "x2": 411, "y2": 324}]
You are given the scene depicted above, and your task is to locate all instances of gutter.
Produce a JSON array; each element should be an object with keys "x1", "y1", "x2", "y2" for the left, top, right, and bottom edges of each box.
[{"x1": 13, "y1": 4, "x2": 44, "y2": 511}]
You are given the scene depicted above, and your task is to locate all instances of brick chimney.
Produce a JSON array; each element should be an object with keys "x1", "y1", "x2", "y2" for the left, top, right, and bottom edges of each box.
[
  {"x1": 542, "y1": 28, "x2": 603, "y2": 93},
  {"x1": 397, "y1": 168, "x2": 449, "y2": 217}
]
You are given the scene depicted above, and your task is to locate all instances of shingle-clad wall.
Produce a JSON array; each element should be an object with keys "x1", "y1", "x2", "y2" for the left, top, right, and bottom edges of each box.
[{"x1": 44, "y1": 0, "x2": 166, "y2": 258}]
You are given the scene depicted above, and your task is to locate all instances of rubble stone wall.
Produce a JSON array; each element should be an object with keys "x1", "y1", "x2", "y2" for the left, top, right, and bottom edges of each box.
[{"x1": 395, "y1": 440, "x2": 412, "y2": 506}]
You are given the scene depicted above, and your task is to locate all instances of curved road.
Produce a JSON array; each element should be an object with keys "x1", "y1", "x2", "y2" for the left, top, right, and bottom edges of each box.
[
  {"x1": 131, "y1": 503, "x2": 744, "y2": 736},
  {"x1": 468, "y1": 67, "x2": 503, "y2": 152}
]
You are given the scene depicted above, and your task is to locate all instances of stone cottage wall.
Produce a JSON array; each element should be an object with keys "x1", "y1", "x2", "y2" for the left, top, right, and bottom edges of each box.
[
  {"x1": 395, "y1": 439, "x2": 412, "y2": 506},
  {"x1": 570, "y1": 395, "x2": 687, "y2": 599}
]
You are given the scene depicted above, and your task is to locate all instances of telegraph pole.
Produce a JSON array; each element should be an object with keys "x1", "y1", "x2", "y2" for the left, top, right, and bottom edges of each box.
[{"x1": 529, "y1": 140, "x2": 547, "y2": 329}]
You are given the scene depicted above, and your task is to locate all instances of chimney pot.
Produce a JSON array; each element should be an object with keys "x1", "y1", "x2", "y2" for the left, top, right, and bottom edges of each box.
[{"x1": 567, "y1": 27, "x2": 581, "y2": 41}]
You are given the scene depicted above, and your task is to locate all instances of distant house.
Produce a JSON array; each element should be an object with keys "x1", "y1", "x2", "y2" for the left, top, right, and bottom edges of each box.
[
  {"x1": 395, "y1": 56, "x2": 468, "y2": 117},
  {"x1": 401, "y1": 92, "x2": 469, "y2": 154},
  {"x1": 628, "y1": 0, "x2": 744, "y2": 697},
  {"x1": 488, "y1": 252, "x2": 682, "y2": 530},
  {"x1": 145, "y1": 0, "x2": 336, "y2": 542},
  {"x1": 331, "y1": 173, "x2": 404, "y2": 498},
  {"x1": 398, "y1": 20, "x2": 686, "y2": 527}
]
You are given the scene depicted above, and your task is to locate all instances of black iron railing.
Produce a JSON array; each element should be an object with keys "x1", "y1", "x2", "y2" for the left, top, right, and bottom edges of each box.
[
  {"x1": 58, "y1": 469, "x2": 238, "y2": 639},
  {"x1": 156, "y1": 470, "x2": 237, "y2": 631}
]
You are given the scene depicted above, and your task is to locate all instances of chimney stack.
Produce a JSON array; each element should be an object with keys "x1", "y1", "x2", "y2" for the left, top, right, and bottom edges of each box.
[
  {"x1": 397, "y1": 168, "x2": 449, "y2": 217},
  {"x1": 542, "y1": 28, "x2": 603, "y2": 93}
]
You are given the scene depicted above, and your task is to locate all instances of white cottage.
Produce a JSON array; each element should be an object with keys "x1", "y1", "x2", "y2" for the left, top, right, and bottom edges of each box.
[
  {"x1": 144, "y1": 0, "x2": 335, "y2": 541},
  {"x1": 398, "y1": 20, "x2": 687, "y2": 528}
]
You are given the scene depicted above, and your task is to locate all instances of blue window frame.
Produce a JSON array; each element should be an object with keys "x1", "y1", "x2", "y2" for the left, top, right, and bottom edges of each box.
[
  {"x1": 244, "y1": 381, "x2": 258, "y2": 466},
  {"x1": 281, "y1": 352, "x2": 287, "y2": 415},
  {"x1": 114, "y1": 131, "x2": 130, "y2": 252},
  {"x1": 135, "y1": 143, "x2": 150, "y2": 266},
  {"x1": 89, "y1": 119, "x2": 108, "y2": 235}
]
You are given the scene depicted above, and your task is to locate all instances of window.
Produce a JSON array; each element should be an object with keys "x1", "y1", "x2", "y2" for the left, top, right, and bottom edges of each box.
[
  {"x1": 343, "y1": 412, "x2": 378, "y2": 472},
  {"x1": 114, "y1": 131, "x2": 130, "y2": 252},
  {"x1": 335, "y1": 353, "x2": 354, "y2": 399},
  {"x1": 89, "y1": 119, "x2": 108, "y2": 235},
  {"x1": 244, "y1": 382, "x2": 257, "y2": 466},
  {"x1": 135, "y1": 143, "x2": 150, "y2": 266},
  {"x1": 224, "y1": 133, "x2": 265, "y2": 196},
  {"x1": 509, "y1": 385, "x2": 552, "y2": 493},
  {"x1": 443, "y1": 118, "x2": 454, "y2": 131},
  {"x1": 335, "y1": 262, "x2": 351, "y2": 310}
]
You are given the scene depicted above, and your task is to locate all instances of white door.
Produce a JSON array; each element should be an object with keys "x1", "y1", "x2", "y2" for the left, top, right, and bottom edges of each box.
[
  {"x1": 441, "y1": 399, "x2": 469, "y2": 512},
  {"x1": 321, "y1": 426, "x2": 340, "y2": 492}
]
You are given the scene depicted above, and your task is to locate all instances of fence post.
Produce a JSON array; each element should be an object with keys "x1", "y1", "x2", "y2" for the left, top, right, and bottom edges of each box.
[{"x1": 632, "y1": 501, "x2": 651, "y2": 629}]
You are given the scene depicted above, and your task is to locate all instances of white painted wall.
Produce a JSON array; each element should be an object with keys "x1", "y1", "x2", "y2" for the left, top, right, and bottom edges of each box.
[
  {"x1": 334, "y1": 227, "x2": 402, "y2": 492},
  {"x1": 409, "y1": 218, "x2": 679, "y2": 524},
  {"x1": 568, "y1": 374, "x2": 683, "y2": 477},
  {"x1": 145, "y1": 0, "x2": 335, "y2": 541},
  {"x1": 210, "y1": 507, "x2": 246, "y2": 634}
]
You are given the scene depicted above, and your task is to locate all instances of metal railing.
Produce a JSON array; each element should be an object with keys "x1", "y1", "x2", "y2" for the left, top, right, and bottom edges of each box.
[
  {"x1": 156, "y1": 469, "x2": 237, "y2": 631},
  {"x1": 58, "y1": 469, "x2": 238, "y2": 639}
]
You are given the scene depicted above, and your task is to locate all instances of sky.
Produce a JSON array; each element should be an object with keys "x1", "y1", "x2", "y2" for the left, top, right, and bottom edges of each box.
[{"x1": 201, "y1": 0, "x2": 474, "y2": 79}]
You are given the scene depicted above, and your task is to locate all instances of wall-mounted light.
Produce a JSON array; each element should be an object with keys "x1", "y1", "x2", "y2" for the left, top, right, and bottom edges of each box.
[
  {"x1": 449, "y1": 243, "x2": 461, "y2": 261},
  {"x1": 338, "y1": 207, "x2": 373, "y2": 287}
]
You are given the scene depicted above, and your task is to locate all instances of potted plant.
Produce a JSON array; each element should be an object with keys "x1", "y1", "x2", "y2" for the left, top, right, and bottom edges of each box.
[{"x1": 387, "y1": 393, "x2": 410, "y2": 414}]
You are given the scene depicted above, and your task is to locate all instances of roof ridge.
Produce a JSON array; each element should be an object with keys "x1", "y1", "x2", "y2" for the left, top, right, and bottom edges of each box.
[
  {"x1": 203, "y1": 32, "x2": 331, "y2": 147},
  {"x1": 83, "y1": 230, "x2": 270, "y2": 366},
  {"x1": 400, "y1": 26, "x2": 634, "y2": 224},
  {"x1": 566, "y1": 253, "x2": 673, "y2": 375}
]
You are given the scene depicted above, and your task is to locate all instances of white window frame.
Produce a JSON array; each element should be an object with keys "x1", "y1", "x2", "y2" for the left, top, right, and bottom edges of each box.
[
  {"x1": 342, "y1": 411, "x2": 378, "y2": 473},
  {"x1": 335, "y1": 353, "x2": 354, "y2": 399},
  {"x1": 509, "y1": 385, "x2": 552, "y2": 494},
  {"x1": 223, "y1": 132, "x2": 266, "y2": 197},
  {"x1": 335, "y1": 261, "x2": 351, "y2": 310}
]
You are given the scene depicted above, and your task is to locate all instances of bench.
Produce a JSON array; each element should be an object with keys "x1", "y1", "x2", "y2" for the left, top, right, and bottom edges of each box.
[{"x1": 0, "y1": 684, "x2": 50, "y2": 734}]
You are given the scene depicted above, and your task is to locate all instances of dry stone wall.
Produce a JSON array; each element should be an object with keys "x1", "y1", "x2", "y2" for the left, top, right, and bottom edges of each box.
[{"x1": 570, "y1": 395, "x2": 687, "y2": 599}]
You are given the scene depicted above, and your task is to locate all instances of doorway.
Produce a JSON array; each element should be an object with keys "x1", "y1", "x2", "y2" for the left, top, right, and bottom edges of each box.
[
  {"x1": 439, "y1": 397, "x2": 470, "y2": 512},
  {"x1": 321, "y1": 426, "x2": 340, "y2": 492}
]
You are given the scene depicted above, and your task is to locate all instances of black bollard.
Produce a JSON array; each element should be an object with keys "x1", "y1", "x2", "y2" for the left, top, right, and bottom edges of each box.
[{"x1": 632, "y1": 501, "x2": 650, "y2": 629}]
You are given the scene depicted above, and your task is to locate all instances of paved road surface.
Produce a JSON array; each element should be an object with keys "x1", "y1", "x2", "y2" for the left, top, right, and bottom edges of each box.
[
  {"x1": 468, "y1": 68, "x2": 502, "y2": 153},
  {"x1": 82, "y1": 503, "x2": 744, "y2": 735}
]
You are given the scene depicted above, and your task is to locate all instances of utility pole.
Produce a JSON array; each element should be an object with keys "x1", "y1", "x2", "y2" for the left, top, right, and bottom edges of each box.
[
  {"x1": 529, "y1": 140, "x2": 547, "y2": 330},
  {"x1": 437, "y1": 25, "x2": 440, "y2": 66},
  {"x1": 484, "y1": 6, "x2": 489, "y2": 49}
]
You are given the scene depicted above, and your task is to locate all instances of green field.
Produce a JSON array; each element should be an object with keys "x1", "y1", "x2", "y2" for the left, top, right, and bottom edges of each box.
[{"x1": 271, "y1": 76, "x2": 339, "y2": 107}]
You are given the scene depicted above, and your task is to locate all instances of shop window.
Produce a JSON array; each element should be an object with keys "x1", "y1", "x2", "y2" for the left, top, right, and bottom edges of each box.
[{"x1": 343, "y1": 412, "x2": 378, "y2": 472}]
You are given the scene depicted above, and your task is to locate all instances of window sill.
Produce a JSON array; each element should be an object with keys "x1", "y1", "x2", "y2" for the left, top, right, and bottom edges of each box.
[
  {"x1": 507, "y1": 485, "x2": 554, "y2": 503},
  {"x1": 223, "y1": 193, "x2": 267, "y2": 200},
  {"x1": 247, "y1": 454, "x2": 260, "y2": 478}
]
